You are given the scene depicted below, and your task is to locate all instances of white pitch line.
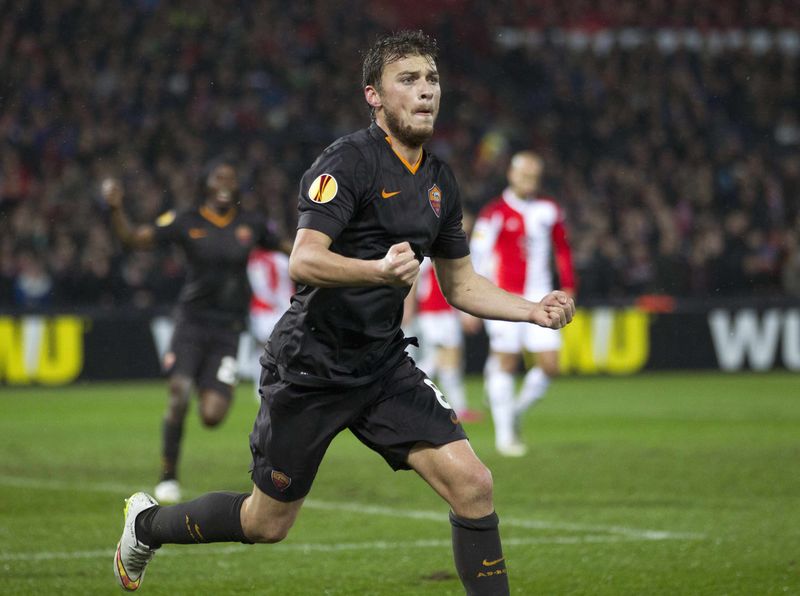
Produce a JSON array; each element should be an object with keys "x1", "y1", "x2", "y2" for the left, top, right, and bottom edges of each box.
[
  {"x1": 0, "y1": 535, "x2": 640, "y2": 563},
  {"x1": 302, "y1": 500, "x2": 703, "y2": 541},
  {"x1": 0, "y1": 474, "x2": 133, "y2": 494},
  {"x1": 0, "y1": 474, "x2": 704, "y2": 543}
]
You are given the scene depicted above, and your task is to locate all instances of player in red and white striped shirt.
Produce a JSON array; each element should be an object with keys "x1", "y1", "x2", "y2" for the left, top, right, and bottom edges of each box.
[
  {"x1": 470, "y1": 151, "x2": 576, "y2": 456},
  {"x1": 247, "y1": 247, "x2": 294, "y2": 396}
]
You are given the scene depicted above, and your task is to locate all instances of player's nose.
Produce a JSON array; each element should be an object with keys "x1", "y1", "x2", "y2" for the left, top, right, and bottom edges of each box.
[{"x1": 418, "y1": 82, "x2": 435, "y2": 99}]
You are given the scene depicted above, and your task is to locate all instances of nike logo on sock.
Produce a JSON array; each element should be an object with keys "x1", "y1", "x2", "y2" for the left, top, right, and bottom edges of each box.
[{"x1": 482, "y1": 556, "x2": 505, "y2": 567}]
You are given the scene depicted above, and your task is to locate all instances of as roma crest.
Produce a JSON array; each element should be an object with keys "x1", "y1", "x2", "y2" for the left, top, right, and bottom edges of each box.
[
  {"x1": 428, "y1": 184, "x2": 442, "y2": 217},
  {"x1": 271, "y1": 470, "x2": 292, "y2": 492}
]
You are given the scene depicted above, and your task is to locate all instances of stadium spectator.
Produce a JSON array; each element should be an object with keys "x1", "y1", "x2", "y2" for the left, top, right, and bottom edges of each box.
[
  {"x1": 0, "y1": 0, "x2": 800, "y2": 306},
  {"x1": 101, "y1": 162, "x2": 286, "y2": 505},
  {"x1": 0, "y1": 2, "x2": 798, "y2": 308},
  {"x1": 11, "y1": 246, "x2": 52, "y2": 309},
  {"x1": 781, "y1": 221, "x2": 800, "y2": 297},
  {"x1": 469, "y1": 151, "x2": 576, "y2": 456},
  {"x1": 112, "y1": 30, "x2": 575, "y2": 595}
]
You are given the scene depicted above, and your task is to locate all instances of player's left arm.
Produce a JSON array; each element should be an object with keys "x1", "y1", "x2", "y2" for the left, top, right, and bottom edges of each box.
[
  {"x1": 434, "y1": 255, "x2": 575, "y2": 329},
  {"x1": 402, "y1": 276, "x2": 419, "y2": 327}
]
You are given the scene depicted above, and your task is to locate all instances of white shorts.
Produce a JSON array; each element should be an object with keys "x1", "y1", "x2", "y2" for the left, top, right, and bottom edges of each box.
[
  {"x1": 485, "y1": 319, "x2": 561, "y2": 354},
  {"x1": 249, "y1": 311, "x2": 284, "y2": 344},
  {"x1": 417, "y1": 311, "x2": 463, "y2": 349}
]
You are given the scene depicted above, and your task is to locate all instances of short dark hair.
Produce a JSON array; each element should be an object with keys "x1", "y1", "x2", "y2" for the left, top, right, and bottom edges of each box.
[{"x1": 361, "y1": 30, "x2": 438, "y2": 116}]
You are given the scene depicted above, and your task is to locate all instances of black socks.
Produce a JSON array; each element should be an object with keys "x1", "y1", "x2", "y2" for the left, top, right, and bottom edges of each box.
[
  {"x1": 160, "y1": 419, "x2": 184, "y2": 481},
  {"x1": 134, "y1": 495, "x2": 508, "y2": 595},
  {"x1": 136, "y1": 492, "x2": 252, "y2": 548},
  {"x1": 450, "y1": 511, "x2": 510, "y2": 596}
]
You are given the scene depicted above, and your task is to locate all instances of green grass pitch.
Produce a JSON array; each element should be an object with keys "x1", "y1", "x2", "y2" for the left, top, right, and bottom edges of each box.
[{"x1": 1, "y1": 373, "x2": 798, "y2": 595}]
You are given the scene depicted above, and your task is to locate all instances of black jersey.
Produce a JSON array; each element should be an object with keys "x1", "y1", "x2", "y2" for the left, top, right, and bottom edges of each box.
[
  {"x1": 153, "y1": 206, "x2": 279, "y2": 328},
  {"x1": 267, "y1": 122, "x2": 469, "y2": 387}
]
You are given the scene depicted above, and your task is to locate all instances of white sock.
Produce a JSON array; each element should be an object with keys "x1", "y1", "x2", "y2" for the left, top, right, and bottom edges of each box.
[
  {"x1": 438, "y1": 367, "x2": 467, "y2": 413},
  {"x1": 485, "y1": 357, "x2": 516, "y2": 447},
  {"x1": 516, "y1": 367, "x2": 550, "y2": 415}
]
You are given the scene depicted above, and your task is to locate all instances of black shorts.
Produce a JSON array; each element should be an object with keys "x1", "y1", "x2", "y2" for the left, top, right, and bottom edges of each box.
[
  {"x1": 167, "y1": 316, "x2": 240, "y2": 398},
  {"x1": 249, "y1": 357, "x2": 468, "y2": 502}
]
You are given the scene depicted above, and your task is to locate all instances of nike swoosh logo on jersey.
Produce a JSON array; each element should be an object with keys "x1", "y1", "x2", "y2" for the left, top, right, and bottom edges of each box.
[
  {"x1": 482, "y1": 557, "x2": 505, "y2": 567},
  {"x1": 189, "y1": 228, "x2": 208, "y2": 239},
  {"x1": 381, "y1": 189, "x2": 401, "y2": 199}
]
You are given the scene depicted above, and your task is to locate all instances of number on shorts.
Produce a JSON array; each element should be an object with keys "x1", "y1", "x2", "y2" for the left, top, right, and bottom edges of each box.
[
  {"x1": 216, "y1": 356, "x2": 238, "y2": 386},
  {"x1": 424, "y1": 378, "x2": 452, "y2": 410}
]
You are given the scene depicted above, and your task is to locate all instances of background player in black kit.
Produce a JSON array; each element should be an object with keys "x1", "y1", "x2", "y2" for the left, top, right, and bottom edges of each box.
[
  {"x1": 102, "y1": 161, "x2": 284, "y2": 505},
  {"x1": 113, "y1": 31, "x2": 575, "y2": 595}
]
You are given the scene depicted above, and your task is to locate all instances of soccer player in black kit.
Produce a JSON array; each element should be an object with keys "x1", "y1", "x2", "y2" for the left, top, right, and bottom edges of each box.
[
  {"x1": 113, "y1": 31, "x2": 575, "y2": 595},
  {"x1": 102, "y1": 162, "x2": 284, "y2": 505}
]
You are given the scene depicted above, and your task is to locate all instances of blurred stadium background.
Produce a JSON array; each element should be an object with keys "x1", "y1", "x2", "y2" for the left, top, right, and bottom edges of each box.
[{"x1": 1, "y1": 1, "x2": 798, "y2": 594}]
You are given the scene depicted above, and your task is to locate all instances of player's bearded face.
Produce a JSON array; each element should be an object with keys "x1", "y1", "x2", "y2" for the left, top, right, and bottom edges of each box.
[{"x1": 377, "y1": 54, "x2": 440, "y2": 147}]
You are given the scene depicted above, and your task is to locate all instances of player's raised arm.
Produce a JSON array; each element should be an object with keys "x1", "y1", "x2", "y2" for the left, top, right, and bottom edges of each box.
[
  {"x1": 100, "y1": 177, "x2": 157, "y2": 250},
  {"x1": 433, "y1": 254, "x2": 575, "y2": 329},
  {"x1": 288, "y1": 228, "x2": 420, "y2": 288}
]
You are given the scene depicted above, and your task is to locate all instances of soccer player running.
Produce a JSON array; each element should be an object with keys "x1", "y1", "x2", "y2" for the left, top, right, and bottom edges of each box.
[
  {"x1": 113, "y1": 31, "x2": 574, "y2": 595},
  {"x1": 469, "y1": 152, "x2": 576, "y2": 456},
  {"x1": 102, "y1": 162, "x2": 286, "y2": 504}
]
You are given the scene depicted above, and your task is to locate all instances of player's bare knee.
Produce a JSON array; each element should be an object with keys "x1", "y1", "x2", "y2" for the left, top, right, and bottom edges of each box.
[
  {"x1": 199, "y1": 393, "x2": 229, "y2": 427},
  {"x1": 167, "y1": 377, "x2": 191, "y2": 402},
  {"x1": 450, "y1": 463, "x2": 494, "y2": 514},
  {"x1": 248, "y1": 525, "x2": 290, "y2": 544},
  {"x1": 199, "y1": 402, "x2": 228, "y2": 426},
  {"x1": 242, "y1": 518, "x2": 293, "y2": 544},
  {"x1": 542, "y1": 363, "x2": 560, "y2": 378},
  {"x1": 538, "y1": 352, "x2": 560, "y2": 377},
  {"x1": 166, "y1": 382, "x2": 190, "y2": 421},
  {"x1": 200, "y1": 412, "x2": 223, "y2": 427},
  {"x1": 468, "y1": 463, "x2": 494, "y2": 501},
  {"x1": 496, "y1": 353, "x2": 518, "y2": 373}
]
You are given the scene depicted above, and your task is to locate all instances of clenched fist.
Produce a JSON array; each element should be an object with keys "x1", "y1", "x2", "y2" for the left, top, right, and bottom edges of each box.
[
  {"x1": 529, "y1": 290, "x2": 576, "y2": 329},
  {"x1": 379, "y1": 242, "x2": 420, "y2": 287}
]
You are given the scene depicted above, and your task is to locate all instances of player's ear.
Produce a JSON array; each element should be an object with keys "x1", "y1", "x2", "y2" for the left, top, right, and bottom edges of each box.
[{"x1": 364, "y1": 85, "x2": 382, "y2": 111}]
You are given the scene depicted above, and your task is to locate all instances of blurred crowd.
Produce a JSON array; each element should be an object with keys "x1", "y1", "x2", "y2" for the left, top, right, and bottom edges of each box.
[{"x1": 1, "y1": 0, "x2": 799, "y2": 310}]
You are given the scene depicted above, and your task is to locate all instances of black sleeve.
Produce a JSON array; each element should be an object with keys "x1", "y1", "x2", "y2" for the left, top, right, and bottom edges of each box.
[
  {"x1": 431, "y1": 165, "x2": 470, "y2": 259},
  {"x1": 296, "y1": 141, "x2": 366, "y2": 241}
]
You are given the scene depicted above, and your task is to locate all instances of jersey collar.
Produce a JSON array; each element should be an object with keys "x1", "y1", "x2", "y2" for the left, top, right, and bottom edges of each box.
[
  {"x1": 370, "y1": 121, "x2": 424, "y2": 175},
  {"x1": 502, "y1": 188, "x2": 532, "y2": 212},
  {"x1": 200, "y1": 205, "x2": 237, "y2": 227}
]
